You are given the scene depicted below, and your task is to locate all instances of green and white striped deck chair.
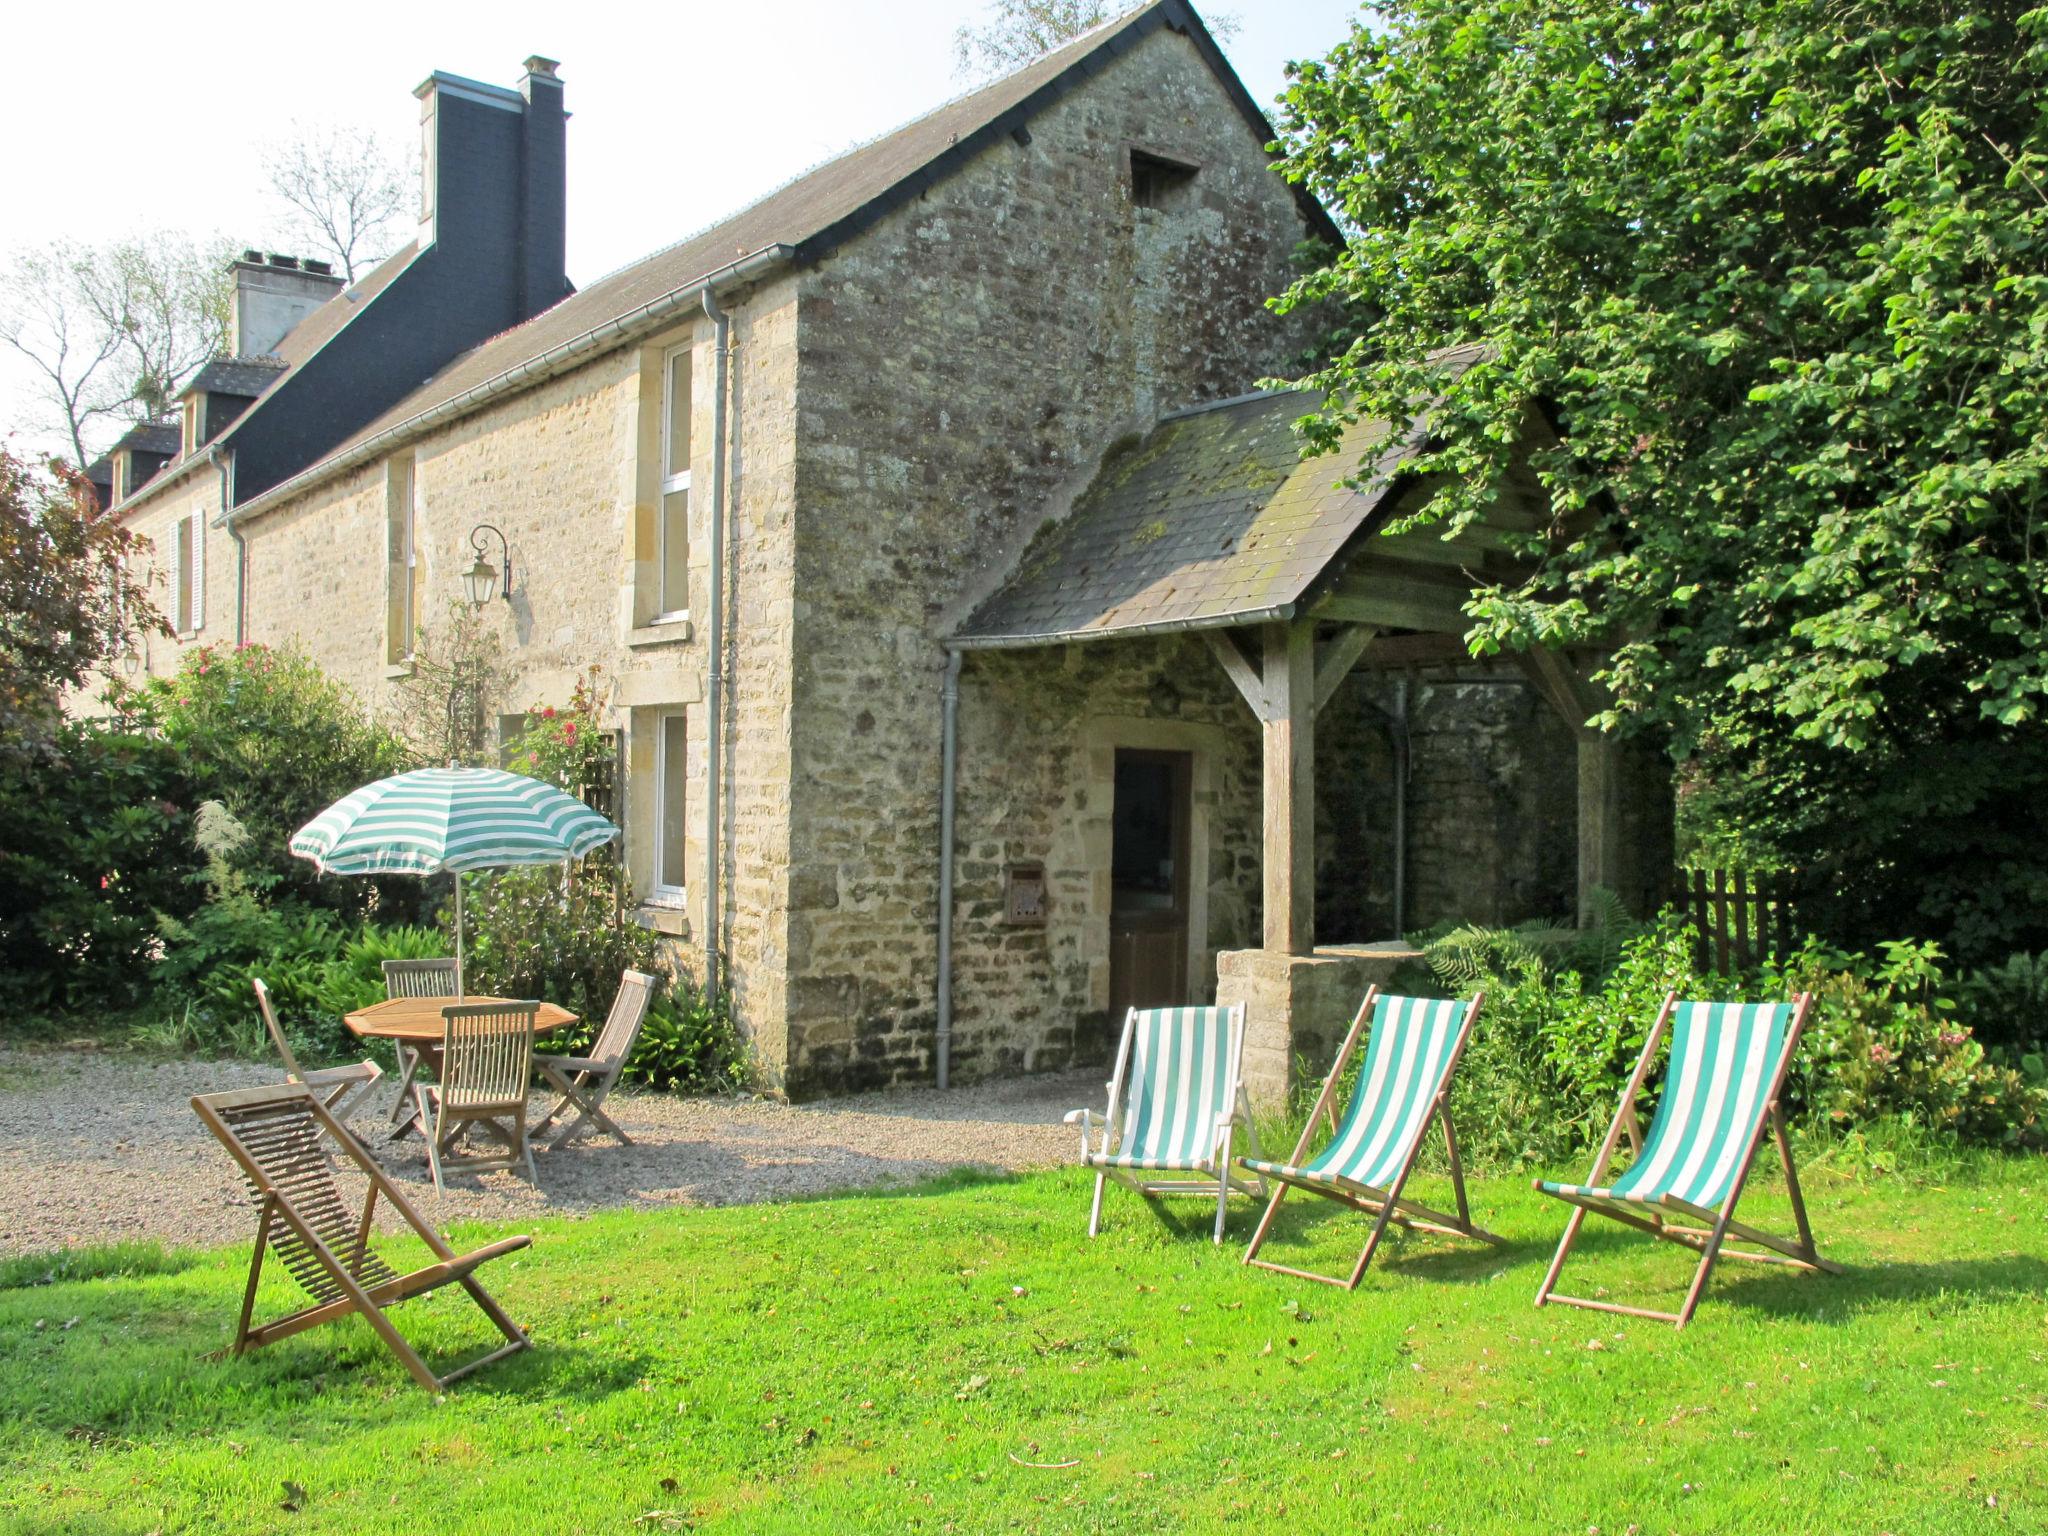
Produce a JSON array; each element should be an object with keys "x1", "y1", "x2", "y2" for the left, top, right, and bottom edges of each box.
[
  {"x1": 1064, "y1": 1004, "x2": 1265, "y2": 1243},
  {"x1": 1533, "y1": 991, "x2": 1840, "y2": 1328},
  {"x1": 1239, "y1": 987, "x2": 1503, "y2": 1289}
]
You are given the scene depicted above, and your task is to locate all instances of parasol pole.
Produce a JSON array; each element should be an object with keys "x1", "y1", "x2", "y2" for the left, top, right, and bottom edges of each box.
[{"x1": 453, "y1": 871, "x2": 466, "y2": 996}]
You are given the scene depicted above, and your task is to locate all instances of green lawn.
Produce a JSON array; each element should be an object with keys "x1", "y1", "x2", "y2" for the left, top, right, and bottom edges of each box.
[{"x1": 3, "y1": 1155, "x2": 2043, "y2": 1535}]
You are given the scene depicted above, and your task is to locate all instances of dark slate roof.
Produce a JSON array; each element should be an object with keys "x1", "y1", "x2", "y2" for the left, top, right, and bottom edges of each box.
[
  {"x1": 240, "y1": 0, "x2": 1333, "y2": 510},
  {"x1": 952, "y1": 346, "x2": 1486, "y2": 646},
  {"x1": 112, "y1": 422, "x2": 184, "y2": 457},
  {"x1": 184, "y1": 357, "x2": 289, "y2": 398}
]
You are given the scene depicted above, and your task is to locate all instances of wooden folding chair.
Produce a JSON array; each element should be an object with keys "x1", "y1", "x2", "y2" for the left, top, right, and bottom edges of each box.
[
  {"x1": 1532, "y1": 990, "x2": 1841, "y2": 1329},
  {"x1": 532, "y1": 969, "x2": 657, "y2": 1151},
  {"x1": 414, "y1": 1001, "x2": 540, "y2": 1194},
  {"x1": 1064, "y1": 1003, "x2": 1266, "y2": 1244},
  {"x1": 381, "y1": 958, "x2": 461, "y2": 1138},
  {"x1": 1239, "y1": 987, "x2": 1503, "y2": 1288},
  {"x1": 191, "y1": 1082, "x2": 531, "y2": 1392},
  {"x1": 252, "y1": 978, "x2": 382, "y2": 1122}
]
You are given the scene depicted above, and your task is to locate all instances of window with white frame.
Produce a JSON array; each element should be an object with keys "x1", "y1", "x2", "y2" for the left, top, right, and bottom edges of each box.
[
  {"x1": 656, "y1": 343, "x2": 691, "y2": 621},
  {"x1": 173, "y1": 512, "x2": 203, "y2": 633},
  {"x1": 652, "y1": 711, "x2": 688, "y2": 903},
  {"x1": 386, "y1": 458, "x2": 417, "y2": 663}
]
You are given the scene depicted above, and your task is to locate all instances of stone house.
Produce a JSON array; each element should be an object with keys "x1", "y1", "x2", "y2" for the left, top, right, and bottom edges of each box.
[{"x1": 104, "y1": 2, "x2": 1670, "y2": 1100}]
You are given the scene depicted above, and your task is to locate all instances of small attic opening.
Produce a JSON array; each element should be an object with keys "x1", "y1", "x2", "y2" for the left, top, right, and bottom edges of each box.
[{"x1": 1129, "y1": 148, "x2": 1199, "y2": 211}]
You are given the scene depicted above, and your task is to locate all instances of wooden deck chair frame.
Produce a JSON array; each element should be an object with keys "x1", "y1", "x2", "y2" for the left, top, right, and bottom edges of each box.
[
  {"x1": 253, "y1": 978, "x2": 382, "y2": 1121},
  {"x1": 381, "y1": 958, "x2": 461, "y2": 1139},
  {"x1": 1240, "y1": 986, "x2": 1503, "y2": 1289},
  {"x1": 415, "y1": 1001, "x2": 540, "y2": 1194},
  {"x1": 1065, "y1": 1003, "x2": 1267, "y2": 1244},
  {"x1": 191, "y1": 1082, "x2": 531, "y2": 1392},
  {"x1": 1532, "y1": 989, "x2": 1841, "y2": 1329},
  {"x1": 532, "y1": 968, "x2": 658, "y2": 1151}
]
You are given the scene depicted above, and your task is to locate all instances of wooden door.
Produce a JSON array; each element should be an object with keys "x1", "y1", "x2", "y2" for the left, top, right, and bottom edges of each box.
[{"x1": 1108, "y1": 749, "x2": 1192, "y2": 1017}]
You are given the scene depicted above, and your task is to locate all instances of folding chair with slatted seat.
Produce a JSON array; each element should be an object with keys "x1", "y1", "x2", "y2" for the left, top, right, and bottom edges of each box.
[
  {"x1": 531, "y1": 968, "x2": 657, "y2": 1151},
  {"x1": 1064, "y1": 1003, "x2": 1265, "y2": 1244},
  {"x1": 381, "y1": 958, "x2": 461, "y2": 1136},
  {"x1": 414, "y1": 1001, "x2": 540, "y2": 1194},
  {"x1": 1533, "y1": 990, "x2": 1841, "y2": 1329},
  {"x1": 252, "y1": 978, "x2": 382, "y2": 1122},
  {"x1": 1239, "y1": 987, "x2": 1503, "y2": 1288},
  {"x1": 191, "y1": 1081, "x2": 531, "y2": 1392}
]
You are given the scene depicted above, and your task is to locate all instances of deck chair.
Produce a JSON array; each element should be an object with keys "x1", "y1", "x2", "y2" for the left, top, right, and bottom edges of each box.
[
  {"x1": 1532, "y1": 990, "x2": 1840, "y2": 1328},
  {"x1": 252, "y1": 978, "x2": 382, "y2": 1121},
  {"x1": 191, "y1": 1081, "x2": 531, "y2": 1392},
  {"x1": 1064, "y1": 1003, "x2": 1265, "y2": 1244},
  {"x1": 413, "y1": 1001, "x2": 540, "y2": 1194},
  {"x1": 1239, "y1": 987, "x2": 1504, "y2": 1288},
  {"x1": 381, "y1": 958, "x2": 460, "y2": 1137},
  {"x1": 532, "y1": 968, "x2": 657, "y2": 1151}
]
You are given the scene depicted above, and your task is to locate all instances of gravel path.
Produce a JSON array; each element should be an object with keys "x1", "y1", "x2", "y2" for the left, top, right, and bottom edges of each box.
[{"x1": 0, "y1": 1046, "x2": 1095, "y2": 1258}]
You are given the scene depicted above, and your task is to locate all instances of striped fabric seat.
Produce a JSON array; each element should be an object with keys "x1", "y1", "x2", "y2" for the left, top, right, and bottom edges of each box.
[
  {"x1": 1538, "y1": 1000, "x2": 1792, "y2": 1211},
  {"x1": 1085, "y1": 1006, "x2": 1238, "y2": 1172},
  {"x1": 1242, "y1": 994, "x2": 1469, "y2": 1194}
]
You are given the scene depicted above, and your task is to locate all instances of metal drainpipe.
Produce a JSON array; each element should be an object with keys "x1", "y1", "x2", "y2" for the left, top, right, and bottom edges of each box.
[
  {"x1": 210, "y1": 447, "x2": 246, "y2": 645},
  {"x1": 700, "y1": 289, "x2": 731, "y2": 997},
  {"x1": 934, "y1": 648, "x2": 963, "y2": 1089},
  {"x1": 1391, "y1": 677, "x2": 1411, "y2": 937}
]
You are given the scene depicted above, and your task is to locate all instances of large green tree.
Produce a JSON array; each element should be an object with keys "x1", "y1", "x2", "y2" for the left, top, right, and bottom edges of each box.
[{"x1": 1276, "y1": 1, "x2": 2048, "y2": 960}]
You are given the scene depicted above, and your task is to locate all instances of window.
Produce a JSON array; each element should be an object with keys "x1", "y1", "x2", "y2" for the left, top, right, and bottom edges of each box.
[
  {"x1": 171, "y1": 511, "x2": 203, "y2": 634},
  {"x1": 181, "y1": 397, "x2": 201, "y2": 457},
  {"x1": 1130, "y1": 149, "x2": 1199, "y2": 211},
  {"x1": 386, "y1": 458, "x2": 417, "y2": 663},
  {"x1": 657, "y1": 344, "x2": 692, "y2": 621},
  {"x1": 652, "y1": 712, "x2": 688, "y2": 902}
]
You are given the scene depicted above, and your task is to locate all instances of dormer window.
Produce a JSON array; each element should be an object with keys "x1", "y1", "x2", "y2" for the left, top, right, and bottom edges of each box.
[
  {"x1": 182, "y1": 396, "x2": 202, "y2": 457},
  {"x1": 1129, "y1": 149, "x2": 1199, "y2": 211}
]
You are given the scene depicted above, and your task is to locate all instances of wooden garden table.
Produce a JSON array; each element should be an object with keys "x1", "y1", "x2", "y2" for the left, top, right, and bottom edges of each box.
[{"x1": 345, "y1": 996, "x2": 577, "y2": 1141}]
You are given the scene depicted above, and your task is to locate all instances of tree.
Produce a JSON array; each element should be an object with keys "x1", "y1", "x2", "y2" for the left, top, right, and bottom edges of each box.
[
  {"x1": 0, "y1": 235, "x2": 234, "y2": 467},
  {"x1": 1273, "y1": 1, "x2": 2048, "y2": 961},
  {"x1": 953, "y1": 0, "x2": 1236, "y2": 80},
  {"x1": 0, "y1": 447, "x2": 164, "y2": 752},
  {"x1": 261, "y1": 122, "x2": 414, "y2": 283}
]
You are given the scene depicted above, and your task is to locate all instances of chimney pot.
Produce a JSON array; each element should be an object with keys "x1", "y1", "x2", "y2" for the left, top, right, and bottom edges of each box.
[
  {"x1": 523, "y1": 55, "x2": 559, "y2": 78},
  {"x1": 241, "y1": 248, "x2": 263, "y2": 263},
  {"x1": 267, "y1": 254, "x2": 302, "y2": 270}
]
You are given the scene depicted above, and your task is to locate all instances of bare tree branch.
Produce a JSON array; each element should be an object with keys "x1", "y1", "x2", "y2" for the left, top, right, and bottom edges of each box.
[
  {"x1": 261, "y1": 122, "x2": 414, "y2": 283},
  {"x1": 953, "y1": 0, "x2": 1237, "y2": 82}
]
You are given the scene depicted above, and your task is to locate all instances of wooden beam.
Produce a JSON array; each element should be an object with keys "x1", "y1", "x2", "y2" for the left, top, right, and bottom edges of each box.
[
  {"x1": 1312, "y1": 624, "x2": 1377, "y2": 715},
  {"x1": 1313, "y1": 587, "x2": 1472, "y2": 634},
  {"x1": 1515, "y1": 646, "x2": 1602, "y2": 731},
  {"x1": 1202, "y1": 628, "x2": 1268, "y2": 720},
  {"x1": 1262, "y1": 620, "x2": 1316, "y2": 955},
  {"x1": 1349, "y1": 632, "x2": 1475, "y2": 670}
]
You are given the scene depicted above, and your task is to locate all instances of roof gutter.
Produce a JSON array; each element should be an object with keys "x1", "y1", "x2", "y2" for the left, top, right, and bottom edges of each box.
[
  {"x1": 948, "y1": 602, "x2": 1300, "y2": 653},
  {"x1": 217, "y1": 243, "x2": 797, "y2": 528}
]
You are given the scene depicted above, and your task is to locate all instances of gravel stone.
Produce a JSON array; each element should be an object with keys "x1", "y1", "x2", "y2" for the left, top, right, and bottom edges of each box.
[{"x1": 0, "y1": 1046, "x2": 1097, "y2": 1257}]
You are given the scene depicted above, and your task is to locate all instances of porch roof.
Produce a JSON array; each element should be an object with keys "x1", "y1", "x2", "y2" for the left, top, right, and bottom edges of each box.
[{"x1": 950, "y1": 349, "x2": 1483, "y2": 649}]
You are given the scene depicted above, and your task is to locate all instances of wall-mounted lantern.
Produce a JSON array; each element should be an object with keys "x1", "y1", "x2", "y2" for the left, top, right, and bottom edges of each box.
[{"x1": 463, "y1": 523, "x2": 514, "y2": 607}]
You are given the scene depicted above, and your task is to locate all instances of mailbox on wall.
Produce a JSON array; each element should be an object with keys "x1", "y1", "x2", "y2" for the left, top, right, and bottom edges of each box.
[{"x1": 1003, "y1": 861, "x2": 1048, "y2": 925}]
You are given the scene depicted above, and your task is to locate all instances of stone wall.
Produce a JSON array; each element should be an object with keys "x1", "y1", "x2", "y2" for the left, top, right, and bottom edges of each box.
[
  {"x1": 781, "y1": 24, "x2": 1327, "y2": 1096},
  {"x1": 131, "y1": 274, "x2": 807, "y2": 1082},
  {"x1": 120, "y1": 467, "x2": 232, "y2": 680}
]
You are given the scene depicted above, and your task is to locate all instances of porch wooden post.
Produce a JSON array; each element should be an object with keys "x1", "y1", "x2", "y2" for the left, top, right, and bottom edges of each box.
[
  {"x1": 1516, "y1": 647, "x2": 1624, "y2": 927},
  {"x1": 1262, "y1": 620, "x2": 1316, "y2": 955}
]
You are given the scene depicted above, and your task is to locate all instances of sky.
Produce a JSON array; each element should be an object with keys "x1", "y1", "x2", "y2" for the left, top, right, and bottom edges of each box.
[{"x1": 2, "y1": 0, "x2": 1361, "y2": 462}]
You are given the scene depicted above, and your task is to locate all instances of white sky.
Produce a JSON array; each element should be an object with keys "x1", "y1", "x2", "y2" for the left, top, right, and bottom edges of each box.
[{"x1": 2, "y1": 0, "x2": 1359, "y2": 461}]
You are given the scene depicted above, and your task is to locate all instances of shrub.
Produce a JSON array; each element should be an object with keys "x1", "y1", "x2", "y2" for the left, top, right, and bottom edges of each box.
[
  {"x1": 460, "y1": 864, "x2": 745, "y2": 1091},
  {"x1": 1766, "y1": 939, "x2": 2046, "y2": 1150},
  {"x1": 0, "y1": 719, "x2": 200, "y2": 1011},
  {"x1": 130, "y1": 643, "x2": 416, "y2": 920},
  {"x1": 1954, "y1": 950, "x2": 2048, "y2": 1060}
]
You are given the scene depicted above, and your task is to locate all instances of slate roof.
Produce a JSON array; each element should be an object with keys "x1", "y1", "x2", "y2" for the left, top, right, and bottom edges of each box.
[
  {"x1": 112, "y1": 422, "x2": 184, "y2": 457},
  {"x1": 952, "y1": 346, "x2": 1486, "y2": 646},
  {"x1": 229, "y1": 0, "x2": 1333, "y2": 516},
  {"x1": 183, "y1": 357, "x2": 289, "y2": 399}
]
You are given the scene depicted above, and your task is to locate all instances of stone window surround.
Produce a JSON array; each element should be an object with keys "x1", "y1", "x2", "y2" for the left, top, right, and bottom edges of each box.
[
  {"x1": 1073, "y1": 714, "x2": 1226, "y2": 1012},
  {"x1": 619, "y1": 673, "x2": 702, "y2": 939},
  {"x1": 654, "y1": 340, "x2": 693, "y2": 624}
]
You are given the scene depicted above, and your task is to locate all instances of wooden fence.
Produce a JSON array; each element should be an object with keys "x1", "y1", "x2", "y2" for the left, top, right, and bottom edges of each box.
[{"x1": 1677, "y1": 867, "x2": 1798, "y2": 975}]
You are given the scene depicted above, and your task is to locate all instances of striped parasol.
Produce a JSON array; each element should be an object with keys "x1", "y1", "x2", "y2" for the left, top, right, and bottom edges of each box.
[{"x1": 290, "y1": 766, "x2": 621, "y2": 985}]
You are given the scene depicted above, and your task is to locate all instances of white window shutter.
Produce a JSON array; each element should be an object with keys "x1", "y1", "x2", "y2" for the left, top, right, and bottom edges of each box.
[{"x1": 190, "y1": 512, "x2": 205, "y2": 632}]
